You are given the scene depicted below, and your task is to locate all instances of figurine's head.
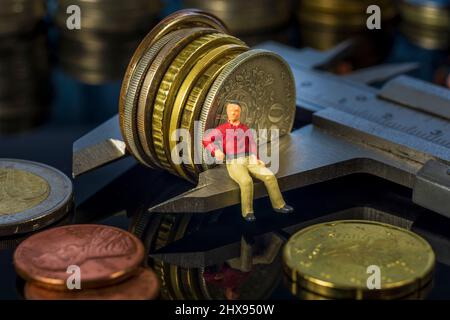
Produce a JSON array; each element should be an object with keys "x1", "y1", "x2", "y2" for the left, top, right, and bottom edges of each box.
[{"x1": 225, "y1": 100, "x2": 242, "y2": 123}]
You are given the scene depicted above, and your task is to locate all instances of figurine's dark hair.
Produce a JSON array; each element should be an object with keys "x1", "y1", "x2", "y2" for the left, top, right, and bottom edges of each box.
[{"x1": 224, "y1": 100, "x2": 242, "y2": 109}]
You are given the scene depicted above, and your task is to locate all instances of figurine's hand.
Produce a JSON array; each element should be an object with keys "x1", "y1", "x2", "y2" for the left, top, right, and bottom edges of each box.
[
  {"x1": 215, "y1": 150, "x2": 225, "y2": 162},
  {"x1": 257, "y1": 159, "x2": 265, "y2": 166}
]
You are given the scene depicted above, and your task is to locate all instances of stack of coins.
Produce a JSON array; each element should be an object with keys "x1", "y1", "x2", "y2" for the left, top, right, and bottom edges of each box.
[
  {"x1": 14, "y1": 224, "x2": 160, "y2": 300},
  {"x1": 0, "y1": 0, "x2": 46, "y2": 36},
  {"x1": 0, "y1": 34, "x2": 50, "y2": 134},
  {"x1": 55, "y1": 0, "x2": 162, "y2": 84},
  {"x1": 183, "y1": 0, "x2": 292, "y2": 44},
  {"x1": 119, "y1": 9, "x2": 296, "y2": 182},
  {"x1": 399, "y1": 0, "x2": 450, "y2": 49},
  {"x1": 296, "y1": 0, "x2": 397, "y2": 49},
  {"x1": 283, "y1": 220, "x2": 436, "y2": 300}
]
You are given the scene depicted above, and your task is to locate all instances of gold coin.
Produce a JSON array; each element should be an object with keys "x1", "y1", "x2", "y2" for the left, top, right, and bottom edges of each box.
[
  {"x1": 283, "y1": 220, "x2": 435, "y2": 299},
  {"x1": 181, "y1": 52, "x2": 245, "y2": 176},
  {"x1": 152, "y1": 33, "x2": 245, "y2": 174},
  {"x1": 137, "y1": 27, "x2": 220, "y2": 169},
  {"x1": 284, "y1": 275, "x2": 433, "y2": 300},
  {"x1": 119, "y1": 9, "x2": 228, "y2": 162},
  {"x1": 169, "y1": 42, "x2": 248, "y2": 180},
  {"x1": 198, "y1": 49, "x2": 296, "y2": 170},
  {"x1": 0, "y1": 168, "x2": 49, "y2": 215}
]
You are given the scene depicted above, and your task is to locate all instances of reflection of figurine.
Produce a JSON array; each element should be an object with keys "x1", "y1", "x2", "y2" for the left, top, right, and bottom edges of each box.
[
  {"x1": 204, "y1": 263, "x2": 251, "y2": 300},
  {"x1": 202, "y1": 101, "x2": 293, "y2": 222}
]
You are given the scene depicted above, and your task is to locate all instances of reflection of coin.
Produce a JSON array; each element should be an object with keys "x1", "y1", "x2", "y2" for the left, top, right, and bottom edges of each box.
[
  {"x1": 14, "y1": 224, "x2": 145, "y2": 290},
  {"x1": 25, "y1": 267, "x2": 160, "y2": 300},
  {"x1": 0, "y1": 159, "x2": 73, "y2": 237},
  {"x1": 199, "y1": 49, "x2": 296, "y2": 169},
  {"x1": 283, "y1": 220, "x2": 435, "y2": 299},
  {"x1": 284, "y1": 275, "x2": 434, "y2": 300}
]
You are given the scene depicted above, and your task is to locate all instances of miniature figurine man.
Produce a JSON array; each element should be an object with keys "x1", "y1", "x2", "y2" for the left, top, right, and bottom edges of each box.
[{"x1": 202, "y1": 100, "x2": 294, "y2": 222}]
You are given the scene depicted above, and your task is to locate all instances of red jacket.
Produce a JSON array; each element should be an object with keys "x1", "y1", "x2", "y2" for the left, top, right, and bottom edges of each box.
[{"x1": 202, "y1": 121, "x2": 258, "y2": 159}]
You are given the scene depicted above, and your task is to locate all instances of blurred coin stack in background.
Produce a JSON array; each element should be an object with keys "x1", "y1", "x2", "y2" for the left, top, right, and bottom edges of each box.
[
  {"x1": 399, "y1": 0, "x2": 450, "y2": 50},
  {"x1": 55, "y1": 0, "x2": 162, "y2": 84},
  {"x1": 0, "y1": 0, "x2": 46, "y2": 36},
  {"x1": 0, "y1": 0, "x2": 49, "y2": 134},
  {"x1": 183, "y1": 0, "x2": 292, "y2": 45},
  {"x1": 0, "y1": 35, "x2": 50, "y2": 134},
  {"x1": 295, "y1": 0, "x2": 398, "y2": 70},
  {"x1": 296, "y1": 0, "x2": 397, "y2": 50}
]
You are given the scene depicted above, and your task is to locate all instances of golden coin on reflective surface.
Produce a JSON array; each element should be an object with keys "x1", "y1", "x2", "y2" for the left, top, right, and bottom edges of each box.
[{"x1": 283, "y1": 220, "x2": 435, "y2": 299}]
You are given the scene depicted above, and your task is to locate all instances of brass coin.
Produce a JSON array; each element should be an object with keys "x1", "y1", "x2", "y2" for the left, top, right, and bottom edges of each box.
[
  {"x1": 119, "y1": 9, "x2": 228, "y2": 153},
  {"x1": 137, "y1": 27, "x2": 220, "y2": 169},
  {"x1": 0, "y1": 159, "x2": 73, "y2": 237},
  {"x1": 181, "y1": 52, "x2": 244, "y2": 176},
  {"x1": 152, "y1": 33, "x2": 244, "y2": 174},
  {"x1": 169, "y1": 42, "x2": 248, "y2": 180},
  {"x1": 283, "y1": 220, "x2": 436, "y2": 299},
  {"x1": 198, "y1": 49, "x2": 296, "y2": 170}
]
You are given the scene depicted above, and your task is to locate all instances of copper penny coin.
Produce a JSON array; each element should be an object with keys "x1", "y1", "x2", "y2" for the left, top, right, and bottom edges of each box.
[
  {"x1": 14, "y1": 224, "x2": 145, "y2": 289},
  {"x1": 25, "y1": 268, "x2": 160, "y2": 300}
]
